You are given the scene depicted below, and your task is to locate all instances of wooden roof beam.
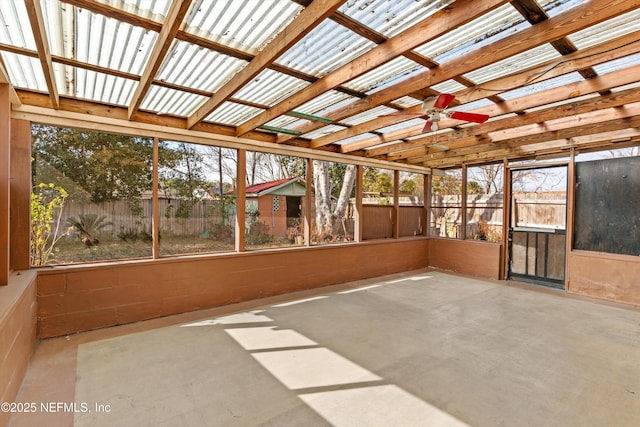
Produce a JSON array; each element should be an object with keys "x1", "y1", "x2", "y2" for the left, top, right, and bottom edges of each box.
[
  {"x1": 128, "y1": 0, "x2": 193, "y2": 119},
  {"x1": 234, "y1": 0, "x2": 510, "y2": 138},
  {"x1": 24, "y1": 0, "x2": 59, "y2": 109},
  {"x1": 299, "y1": 0, "x2": 640, "y2": 148},
  {"x1": 186, "y1": 0, "x2": 348, "y2": 130}
]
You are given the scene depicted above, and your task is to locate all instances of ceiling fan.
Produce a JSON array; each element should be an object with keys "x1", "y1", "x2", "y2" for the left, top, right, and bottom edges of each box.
[{"x1": 384, "y1": 93, "x2": 490, "y2": 133}]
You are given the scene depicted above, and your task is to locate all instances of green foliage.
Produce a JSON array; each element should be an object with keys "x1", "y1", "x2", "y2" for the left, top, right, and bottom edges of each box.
[
  {"x1": 399, "y1": 178, "x2": 416, "y2": 194},
  {"x1": 66, "y1": 214, "x2": 113, "y2": 246},
  {"x1": 30, "y1": 183, "x2": 69, "y2": 266},
  {"x1": 117, "y1": 226, "x2": 154, "y2": 243},
  {"x1": 467, "y1": 181, "x2": 483, "y2": 194},
  {"x1": 363, "y1": 167, "x2": 393, "y2": 193},
  {"x1": 159, "y1": 142, "x2": 212, "y2": 219}
]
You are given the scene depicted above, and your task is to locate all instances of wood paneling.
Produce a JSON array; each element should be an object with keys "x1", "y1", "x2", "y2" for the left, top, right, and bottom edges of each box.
[
  {"x1": 36, "y1": 239, "x2": 429, "y2": 338},
  {"x1": 0, "y1": 84, "x2": 10, "y2": 284},
  {"x1": 428, "y1": 238, "x2": 501, "y2": 279},
  {"x1": 567, "y1": 251, "x2": 640, "y2": 306},
  {"x1": 9, "y1": 119, "x2": 31, "y2": 271}
]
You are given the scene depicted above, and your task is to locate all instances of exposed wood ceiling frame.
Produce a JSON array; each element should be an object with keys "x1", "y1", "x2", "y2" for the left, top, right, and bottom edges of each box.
[
  {"x1": 185, "y1": 0, "x2": 348, "y2": 129},
  {"x1": 2, "y1": 0, "x2": 639, "y2": 170},
  {"x1": 370, "y1": 60, "x2": 640, "y2": 161},
  {"x1": 236, "y1": 0, "x2": 510, "y2": 138},
  {"x1": 340, "y1": 30, "x2": 640, "y2": 155},
  {"x1": 412, "y1": 103, "x2": 640, "y2": 165},
  {"x1": 127, "y1": 0, "x2": 193, "y2": 119},
  {"x1": 24, "y1": 0, "x2": 59, "y2": 109},
  {"x1": 302, "y1": 0, "x2": 639, "y2": 151},
  {"x1": 385, "y1": 80, "x2": 640, "y2": 163}
]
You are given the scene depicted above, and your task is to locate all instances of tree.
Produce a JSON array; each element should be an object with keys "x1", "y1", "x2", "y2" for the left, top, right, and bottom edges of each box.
[
  {"x1": 312, "y1": 160, "x2": 356, "y2": 238},
  {"x1": 32, "y1": 125, "x2": 154, "y2": 212}
]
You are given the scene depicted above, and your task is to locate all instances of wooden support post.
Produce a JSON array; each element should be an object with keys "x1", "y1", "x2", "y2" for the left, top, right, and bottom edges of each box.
[
  {"x1": 152, "y1": 137, "x2": 159, "y2": 259},
  {"x1": 424, "y1": 173, "x2": 431, "y2": 236},
  {"x1": 304, "y1": 158, "x2": 312, "y2": 246},
  {"x1": 9, "y1": 119, "x2": 31, "y2": 271},
  {"x1": 0, "y1": 84, "x2": 10, "y2": 285},
  {"x1": 235, "y1": 149, "x2": 246, "y2": 252},
  {"x1": 461, "y1": 165, "x2": 467, "y2": 240},
  {"x1": 501, "y1": 158, "x2": 511, "y2": 280},
  {"x1": 355, "y1": 165, "x2": 363, "y2": 242},
  {"x1": 393, "y1": 170, "x2": 400, "y2": 238},
  {"x1": 565, "y1": 149, "x2": 576, "y2": 290}
]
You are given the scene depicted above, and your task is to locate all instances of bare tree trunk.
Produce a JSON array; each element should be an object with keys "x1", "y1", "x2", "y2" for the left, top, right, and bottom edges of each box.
[
  {"x1": 332, "y1": 164, "x2": 356, "y2": 230},
  {"x1": 312, "y1": 160, "x2": 332, "y2": 235}
]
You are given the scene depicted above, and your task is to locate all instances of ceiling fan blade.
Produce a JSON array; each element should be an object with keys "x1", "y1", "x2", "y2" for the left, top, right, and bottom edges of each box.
[
  {"x1": 449, "y1": 111, "x2": 490, "y2": 123},
  {"x1": 422, "y1": 121, "x2": 433, "y2": 133},
  {"x1": 433, "y1": 93, "x2": 455, "y2": 110}
]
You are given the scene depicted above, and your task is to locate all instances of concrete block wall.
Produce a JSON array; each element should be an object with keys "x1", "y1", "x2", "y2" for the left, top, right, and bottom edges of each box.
[
  {"x1": 37, "y1": 239, "x2": 430, "y2": 338},
  {"x1": 0, "y1": 271, "x2": 37, "y2": 427}
]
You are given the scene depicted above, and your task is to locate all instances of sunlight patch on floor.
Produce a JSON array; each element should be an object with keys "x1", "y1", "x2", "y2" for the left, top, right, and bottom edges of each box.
[{"x1": 300, "y1": 385, "x2": 470, "y2": 427}]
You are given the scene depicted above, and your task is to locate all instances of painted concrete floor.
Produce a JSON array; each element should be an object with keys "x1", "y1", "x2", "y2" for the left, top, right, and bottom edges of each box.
[{"x1": 9, "y1": 269, "x2": 640, "y2": 427}]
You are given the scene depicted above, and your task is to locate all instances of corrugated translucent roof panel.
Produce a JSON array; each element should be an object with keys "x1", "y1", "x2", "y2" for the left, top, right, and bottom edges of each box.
[
  {"x1": 500, "y1": 71, "x2": 584, "y2": 101},
  {"x1": 294, "y1": 90, "x2": 357, "y2": 116},
  {"x1": 156, "y1": 40, "x2": 247, "y2": 92},
  {"x1": 376, "y1": 117, "x2": 426, "y2": 133},
  {"x1": 234, "y1": 69, "x2": 310, "y2": 106},
  {"x1": 593, "y1": 53, "x2": 640, "y2": 75},
  {"x1": 94, "y1": 0, "x2": 171, "y2": 20},
  {"x1": 185, "y1": 0, "x2": 302, "y2": 53},
  {"x1": 391, "y1": 96, "x2": 422, "y2": 109},
  {"x1": 430, "y1": 80, "x2": 468, "y2": 94},
  {"x1": 302, "y1": 124, "x2": 351, "y2": 140},
  {"x1": 0, "y1": 52, "x2": 47, "y2": 90},
  {"x1": 543, "y1": 0, "x2": 583, "y2": 18},
  {"x1": 344, "y1": 57, "x2": 423, "y2": 93},
  {"x1": 338, "y1": 0, "x2": 456, "y2": 38},
  {"x1": 206, "y1": 101, "x2": 262, "y2": 126},
  {"x1": 0, "y1": 0, "x2": 36, "y2": 50},
  {"x1": 567, "y1": 9, "x2": 640, "y2": 50},
  {"x1": 464, "y1": 45, "x2": 561, "y2": 85},
  {"x1": 276, "y1": 19, "x2": 375, "y2": 77},
  {"x1": 340, "y1": 106, "x2": 401, "y2": 126},
  {"x1": 69, "y1": 66, "x2": 137, "y2": 105},
  {"x1": 415, "y1": 4, "x2": 529, "y2": 64},
  {"x1": 43, "y1": 2, "x2": 158, "y2": 76},
  {"x1": 141, "y1": 85, "x2": 207, "y2": 116}
]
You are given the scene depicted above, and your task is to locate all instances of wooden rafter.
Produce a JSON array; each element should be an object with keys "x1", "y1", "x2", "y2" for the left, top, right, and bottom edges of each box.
[
  {"x1": 186, "y1": 0, "x2": 348, "y2": 130},
  {"x1": 24, "y1": 0, "x2": 59, "y2": 109},
  {"x1": 296, "y1": 0, "x2": 640, "y2": 147},
  {"x1": 128, "y1": 0, "x2": 193, "y2": 119},
  {"x1": 235, "y1": 0, "x2": 509, "y2": 138}
]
